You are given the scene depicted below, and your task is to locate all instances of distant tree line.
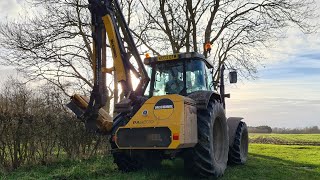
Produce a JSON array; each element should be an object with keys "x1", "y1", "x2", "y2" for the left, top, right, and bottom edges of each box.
[
  {"x1": 272, "y1": 126, "x2": 320, "y2": 134},
  {"x1": 0, "y1": 79, "x2": 109, "y2": 171},
  {"x1": 248, "y1": 126, "x2": 272, "y2": 133},
  {"x1": 248, "y1": 125, "x2": 320, "y2": 134}
]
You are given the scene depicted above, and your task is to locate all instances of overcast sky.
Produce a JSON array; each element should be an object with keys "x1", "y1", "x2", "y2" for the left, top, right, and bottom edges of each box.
[
  {"x1": 0, "y1": 0, "x2": 319, "y2": 128},
  {"x1": 226, "y1": 27, "x2": 320, "y2": 128}
]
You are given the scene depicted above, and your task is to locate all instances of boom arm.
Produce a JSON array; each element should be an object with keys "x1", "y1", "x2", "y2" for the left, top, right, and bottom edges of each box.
[
  {"x1": 89, "y1": 0, "x2": 149, "y2": 99},
  {"x1": 67, "y1": 0, "x2": 149, "y2": 133}
]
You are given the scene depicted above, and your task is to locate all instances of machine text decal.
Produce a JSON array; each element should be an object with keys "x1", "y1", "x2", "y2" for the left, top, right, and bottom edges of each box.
[{"x1": 154, "y1": 99, "x2": 174, "y2": 110}]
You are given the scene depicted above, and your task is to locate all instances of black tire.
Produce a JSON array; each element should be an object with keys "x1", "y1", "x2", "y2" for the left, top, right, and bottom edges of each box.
[
  {"x1": 228, "y1": 121, "x2": 248, "y2": 165},
  {"x1": 110, "y1": 114, "x2": 143, "y2": 172},
  {"x1": 111, "y1": 142, "x2": 143, "y2": 172},
  {"x1": 184, "y1": 101, "x2": 229, "y2": 177},
  {"x1": 110, "y1": 114, "x2": 162, "y2": 172}
]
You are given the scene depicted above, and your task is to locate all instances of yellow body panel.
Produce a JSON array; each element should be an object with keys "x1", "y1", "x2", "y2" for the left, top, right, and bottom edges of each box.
[
  {"x1": 115, "y1": 94, "x2": 197, "y2": 149},
  {"x1": 102, "y1": 15, "x2": 126, "y2": 81}
]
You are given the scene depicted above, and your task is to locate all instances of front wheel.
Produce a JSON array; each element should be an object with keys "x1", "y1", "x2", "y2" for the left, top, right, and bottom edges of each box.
[
  {"x1": 110, "y1": 114, "x2": 162, "y2": 172},
  {"x1": 110, "y1": 114, "x2": 143, "y2": 172},
  {"x1": 111, "y1": 142, "x2": 143, "y2": 172},
  {"x1": 184, "y1": 101, "x2": 229, "y2": 177}
]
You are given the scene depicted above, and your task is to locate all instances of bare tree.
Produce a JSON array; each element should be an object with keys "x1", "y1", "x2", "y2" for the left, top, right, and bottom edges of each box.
[
  {"x1": 0, "y1": 0, "x2": 318, "y2": 100},
  {"x1": 0, "y1": 0, "x2": 116, "y2": 112},
  {"x1": 135, "y1": 0, "x2": 318, "y2": 82},
  {"x1": 1, "y1": 1, "x2": 89, "y2": 93},
  {"x1": 0, "y1": 0, "x2": 150, "y2": 111}
]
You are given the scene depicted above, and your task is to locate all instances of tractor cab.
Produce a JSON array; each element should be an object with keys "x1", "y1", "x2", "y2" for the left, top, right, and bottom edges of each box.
[{"x1": 144, "y1": 52, "x2": 214, "y2": 97}]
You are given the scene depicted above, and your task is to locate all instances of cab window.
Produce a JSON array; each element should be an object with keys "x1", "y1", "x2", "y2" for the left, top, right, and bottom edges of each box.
[
  {"x1": 153, "y1": 62, "x2": 184, "y2": 96},
  {"x1": 186, "y1": 60, "x2": 207, "y2": 93}
]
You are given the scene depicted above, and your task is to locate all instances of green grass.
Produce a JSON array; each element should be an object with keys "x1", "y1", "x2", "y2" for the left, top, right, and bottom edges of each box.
[
  {"x1": 249, "y1": 133, "x2": 320, "y2": 145},
  {"x1": 1, "y1": 143, "x2": 320, "y2": 180},
  {"x1": 223, "y1": 144, "x2": 320, "y2": 180}
]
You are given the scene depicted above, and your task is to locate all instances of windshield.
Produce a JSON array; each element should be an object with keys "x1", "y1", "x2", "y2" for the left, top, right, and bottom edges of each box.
[
  {"x1": 153, "y1": 61, "x2": 184, "y2": 96},
  {"x1": 186, "y1": 60, "x2": 207, "y2": 93}
]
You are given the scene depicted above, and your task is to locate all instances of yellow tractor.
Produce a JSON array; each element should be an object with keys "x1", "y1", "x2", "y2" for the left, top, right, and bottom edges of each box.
[{"x1": 67, "y1": 0, "x2": 248, "y2": 177}]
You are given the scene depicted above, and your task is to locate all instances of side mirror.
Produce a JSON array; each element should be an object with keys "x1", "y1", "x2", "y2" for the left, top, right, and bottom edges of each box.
[{"x1": 229, "y1": 70, "x2": 237, "y2": 84}]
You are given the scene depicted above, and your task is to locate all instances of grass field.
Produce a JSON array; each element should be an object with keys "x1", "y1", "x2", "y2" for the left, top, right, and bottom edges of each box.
[{"x1": 1, "y1": 134, "x2": 320, "y2": 180}]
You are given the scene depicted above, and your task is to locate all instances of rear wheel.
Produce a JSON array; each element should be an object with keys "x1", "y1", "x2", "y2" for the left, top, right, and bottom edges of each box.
[
  {"x1": 184, "y1": 101, "x2": 229, "y2": 177},
  {"x1": 228, "y1": 121, "x2": 249, "y2": 165}
]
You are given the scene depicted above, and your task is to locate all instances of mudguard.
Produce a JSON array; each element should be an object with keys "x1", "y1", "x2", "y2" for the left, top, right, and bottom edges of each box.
[
  {"x1": 227, "y1": 117, "x2": 244, "y2": 147},
  {"x1": 187, "y1": 90, "x2": 221, "y2": 109}
]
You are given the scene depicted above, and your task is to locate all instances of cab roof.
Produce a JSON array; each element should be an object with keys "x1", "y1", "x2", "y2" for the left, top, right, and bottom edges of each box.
[{"x1": 144, "y1": 52, "x2": 214, "y2": 68}]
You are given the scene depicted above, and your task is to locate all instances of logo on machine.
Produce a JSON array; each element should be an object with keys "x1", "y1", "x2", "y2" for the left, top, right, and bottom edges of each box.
[
  {"x1": 142, "y1": 110, "x2": 148, "y2": 116},
  {"x1": 154, "y1": 99, "x2": 174, "y2": 110}
]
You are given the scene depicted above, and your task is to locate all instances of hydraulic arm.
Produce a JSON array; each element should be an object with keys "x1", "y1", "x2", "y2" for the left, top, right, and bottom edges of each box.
[
  {"x1": 67, "y1": 0, "x2": 149, "y2": 133},
  {"x1": 89, "y1": 0, "x2": 149, "y2": 100}
]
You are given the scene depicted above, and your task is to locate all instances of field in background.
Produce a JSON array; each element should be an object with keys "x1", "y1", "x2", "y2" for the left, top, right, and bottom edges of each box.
[
  {"x1": 250, "y1": 133, "x2": 320, "y2": 145},
  {"x1": 1, "y1": 134, "x2": 320, "y2": 180}
]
